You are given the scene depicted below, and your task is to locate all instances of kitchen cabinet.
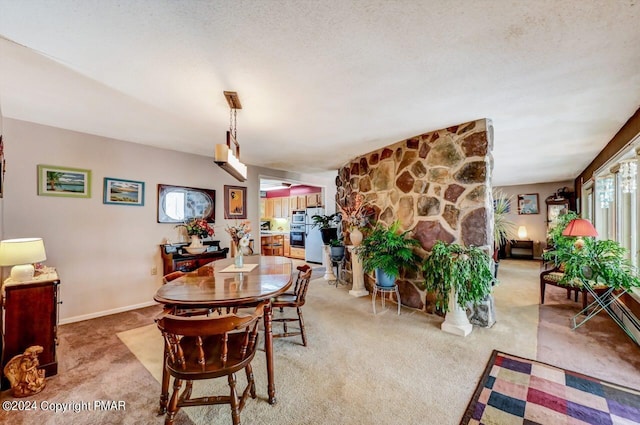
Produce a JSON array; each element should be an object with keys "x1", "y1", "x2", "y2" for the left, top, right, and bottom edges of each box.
[
  {"x1": 261, "y1": 234, "x2": 284, "y2": 256},
  {"x1": 281, "y1": 197, "x2": 290, "y2": 218},
  {"x1": 306, "y1": 193, "x2": 323, "y2": 207},
  {"x1": 273, "y1": 198, "x2": 283, "y2": 218},
  {"x1": 297, "y1": 195, "x2": 307, "y2": 210},
  {"x1": 264, "y1": 198, "x2": 274, "y2": 218},
  {"x1": 289, "y1": 246, "x2": 305, "y2": 260},
  {"x1": 284, "y1": 238, "x2": 291, "y2": 257},
  {"x1": 1, "y1": 271, "x2": 60, "y2": 389},
  {"x1": 289, "y1": 197, "x2": 298, "y2": 213}
]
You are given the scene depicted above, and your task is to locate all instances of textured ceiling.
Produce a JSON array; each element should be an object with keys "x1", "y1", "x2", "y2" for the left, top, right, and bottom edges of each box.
[{"x1": 1, "y1": 1, "x2": 639, "y2": 186}]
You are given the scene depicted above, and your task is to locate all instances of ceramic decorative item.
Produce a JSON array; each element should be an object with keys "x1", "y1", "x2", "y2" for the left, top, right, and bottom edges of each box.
[{"x1": 350, "y1": 227, "x2": 363, "y2": 246}]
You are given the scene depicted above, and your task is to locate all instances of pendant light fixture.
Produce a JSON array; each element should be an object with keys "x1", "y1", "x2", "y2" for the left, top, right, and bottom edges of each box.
[
  {"x1": 214, "y1": 91, "x2": 247, "y2": 182},
  {"x1": 619, "y1": 159, "x2": 637, "y2": 193}
]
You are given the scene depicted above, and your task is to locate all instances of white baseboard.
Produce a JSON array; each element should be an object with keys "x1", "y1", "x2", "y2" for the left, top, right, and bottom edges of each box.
[{"x1": 59, "y1": 301, "x2": 158, "y2": 325}]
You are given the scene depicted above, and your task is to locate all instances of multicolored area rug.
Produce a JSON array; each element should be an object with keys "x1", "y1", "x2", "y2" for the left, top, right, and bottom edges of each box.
[{"x1": 461, "y1": 350, "x2": 640, "y2": 425}]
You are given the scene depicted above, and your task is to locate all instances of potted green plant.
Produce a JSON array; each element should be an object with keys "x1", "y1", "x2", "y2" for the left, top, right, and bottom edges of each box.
[
  {"x1": 311, "y1": 213, "x2": 339, "y2": 244},
  {"x1": 329, "y1": 238, "x2": 345, "y2": 260},
  {"x1": 423, "y1": 241, "x2": 494, "y2": 311},
  {"x1": 543, "y1": 215, "x2": 640, "y2": 292},
  {"x1": 492, "y1": 189, "x2": 516, "y2": 275},
  {"x1": 355, "y1": 221, "x2": 421, "y2": 287},
  {"x1": 422, "y1": 240, "x2": 494, "y2": 335}
]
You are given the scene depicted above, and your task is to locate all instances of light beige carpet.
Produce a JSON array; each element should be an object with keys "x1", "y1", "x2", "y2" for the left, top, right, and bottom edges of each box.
[{"x1": 118, "y1": 261, "x2": 540, "y2": 425}]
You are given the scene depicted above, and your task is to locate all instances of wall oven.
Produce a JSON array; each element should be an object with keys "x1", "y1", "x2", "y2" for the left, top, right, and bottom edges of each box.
[
  {"x1": 290, "y1": 224, "x2": 305, "y2": 248},
  {"x1": 291, "y1": 211, "x2": 306, "y2": 225}
]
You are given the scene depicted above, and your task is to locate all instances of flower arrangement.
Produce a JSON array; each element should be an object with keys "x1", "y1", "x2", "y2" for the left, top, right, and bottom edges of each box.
[
  {"x1": 176, "y1": 217, "x2": 215, "y2": 238},
  {"x1": 337, "y1": 193, "x2": 374, "y2": 228},
  {"x1": 225, "y1": 220, "x2": 252, "y2": 244}
]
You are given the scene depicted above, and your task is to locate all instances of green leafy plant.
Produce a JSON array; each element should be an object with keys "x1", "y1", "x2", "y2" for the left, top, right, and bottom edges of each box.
[
  {"x1": 329, "y1": 239, "x2": 344, "y2": 247},
  {"x1": 543, "y1": 214, "x2": 640, "y2": 291},
  {"x1": 492, "y1": 189, "x2": 516, "y2": 249},
  {"x1": 311, "y1": 213, "x2": 339, "y2": 229},
  {"x1": 422, "y1": 240, "x2": 494, "y2": 312},
  {"x1": 355, "y1": 221, "x2": 421, "y2": 278}
]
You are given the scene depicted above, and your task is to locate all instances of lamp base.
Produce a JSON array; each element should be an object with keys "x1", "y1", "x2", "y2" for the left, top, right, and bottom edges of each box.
[{"x1": 10, "y1": 264, "x2": 35, "y2": 282}]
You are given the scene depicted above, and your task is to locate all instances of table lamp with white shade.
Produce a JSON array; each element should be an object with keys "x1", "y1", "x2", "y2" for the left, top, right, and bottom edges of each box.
[
  {"x1": 517, "y1": 226, "x2": 528, "y2": 239},
  {"x1": 0, "y1": 238, "x2": 47, "y2": 282}
]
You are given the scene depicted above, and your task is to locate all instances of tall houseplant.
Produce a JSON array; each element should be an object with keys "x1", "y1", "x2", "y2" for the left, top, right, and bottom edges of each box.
[
  {"x1": 492, "y1": 189, "x2": 516, "y2": 268},
  {"x1": 311, "y1": 213, "x2": 339, "y2": 244},
  {"x1": 355, "y1": 221, "x2": 421, "y2": 287},
  {"x1": 423, "y1": 241, "x2": 495, "y2": 312}
]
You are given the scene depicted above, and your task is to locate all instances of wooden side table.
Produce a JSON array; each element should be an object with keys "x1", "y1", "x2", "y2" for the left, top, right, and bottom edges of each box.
[
  {"x1": 510, "y1": 240, "x2": 534, "y2": 259},
  {"x1": 1, "y1": 269, "x2": 60, "y2": 389}
]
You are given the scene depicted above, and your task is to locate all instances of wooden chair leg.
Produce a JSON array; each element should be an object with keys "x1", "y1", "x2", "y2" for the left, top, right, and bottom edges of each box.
[
  {"x1": 228, "y1": 373, "x2": 240, "y2": 425},
  {"x1": 245, "y1": 364, "x2": 257, "y2": 399},
  {"x1": 165, "y1": 378, "x2": 182, "y2": 425},
  {"x1": 297, "y1": 307, "x2": 307, "y2": 347},
  {"x1": 540, "y1": 279, "x2": 546, "y2": 304}
]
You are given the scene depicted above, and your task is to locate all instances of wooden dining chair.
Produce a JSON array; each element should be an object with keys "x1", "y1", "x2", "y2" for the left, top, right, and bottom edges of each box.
[
  {"x1": 272, "y1": 264, "x2": 312, "y2": 346},
  {"x1": 156, "y1": 301, "x2": 268, "y2": 425}
]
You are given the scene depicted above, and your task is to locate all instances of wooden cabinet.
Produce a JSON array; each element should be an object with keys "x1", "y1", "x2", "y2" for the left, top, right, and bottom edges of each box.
[
  {"x1": 284, "y1": 237, "x2": 291, "y2": 257},
  {"x1": 509, "y1": 240, "x2": 534, "y2": 259},
  {"x1": 264, "y1": 198, "x2": 274, "y2": 218},
  {"x1": 1, "y1": 271, "x2": 60, "y2": 389},
  {"x1": 297, "y1": 195, "x2": 307, "y2": 210},
  {"x1": 261, "y1": 234, "x2": 284, "y2": 256},
  {"x1": 289, "y1": 246, "x2": 305, "y2": 260},
  {"x1": 160, "y1": 242, "x2": 229, "y2": 275},
  {"x1": 289, "y1": 197, "x2": 298, "y2": 213},
  {"x1": 306, "y1": 193, "x2": 323, "y2": 207},
  {"x1": 281, "y1": 197, "x2": 290, "y2": 218},
  {"x1": 273, "y1": 198, "x2": 283, "y2": 218}
]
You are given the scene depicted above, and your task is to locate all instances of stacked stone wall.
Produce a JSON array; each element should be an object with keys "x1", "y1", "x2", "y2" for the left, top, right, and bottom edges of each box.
[{"x1": 336, "y1": 118, "x2": 494, "y2": 312}]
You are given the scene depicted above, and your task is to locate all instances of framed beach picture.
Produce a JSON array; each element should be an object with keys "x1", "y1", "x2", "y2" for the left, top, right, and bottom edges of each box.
[
  {"x1": 517, "y1": 193, "x2": 539, "y2": 215},
  {"x1": 224, "y1": 185, "x2": 247, "y2": 219},
  {"x1": 37, "y1": 164, "x2": 91, "y2": 198},
  {"x1": 103, "y1": 177, "x2": 145, "y2": 206}
]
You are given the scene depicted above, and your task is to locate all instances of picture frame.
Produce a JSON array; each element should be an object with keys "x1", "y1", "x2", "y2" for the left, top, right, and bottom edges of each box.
[
  {"x1": 224, "y1": 185, "x2": 247, "y2": 219},
  {"x1": 157, "y1": 184, "x2": 216, "y2": 223},
  {"x1": 103, "y1": 177, "x2": 145, "y2": 206},
  {"x1": 37, "y1": 164, "x2": 91, "y2": 198},
  {"x1": 517, "y1": 193, "x2": 539, "y2": 215}
]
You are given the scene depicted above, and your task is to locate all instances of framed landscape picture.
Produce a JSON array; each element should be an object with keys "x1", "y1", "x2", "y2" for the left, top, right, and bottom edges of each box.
[
  {"x1": 517, "y1": 193, "x2": 539, "y2": 215},
  {"x1": 224, "y1": 185, "x2": 247, "y2": 219},
  {"x1": 37, "y1": 164, "x2": 91, "y2": 198},
  {"x1": 103, "y1": 177, "x2": 145, "y2": 206}
]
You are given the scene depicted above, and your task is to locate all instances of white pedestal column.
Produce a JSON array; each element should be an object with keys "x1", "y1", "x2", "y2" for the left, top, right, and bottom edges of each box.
[
  {"x1": 347, "y1": 245, "x2": 368, "y2": 297},
  {"x1": 441, "y1": 287, "x2": 473, "y2": 337},
  {"x1": 322, "y1": 245, "x2": 337, "y2": 281}
]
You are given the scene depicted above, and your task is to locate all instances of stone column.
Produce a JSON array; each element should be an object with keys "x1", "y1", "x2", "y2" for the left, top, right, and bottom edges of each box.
[
  {"x1": 322, "y1": 245, "x2": 336, "y2": 281},
  {"x1": 347, "y1": 245, "x2": 368, "y2": 297}
]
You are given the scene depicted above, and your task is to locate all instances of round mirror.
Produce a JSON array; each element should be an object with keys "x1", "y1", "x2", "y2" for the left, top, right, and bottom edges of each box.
[{"x1": 158, "y1": 184, "x2": 216, "y2": 223}]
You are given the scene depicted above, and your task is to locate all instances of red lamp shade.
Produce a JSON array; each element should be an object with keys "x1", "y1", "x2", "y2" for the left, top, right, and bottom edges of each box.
[{"x1": 562, "y1": 218, "x2": 598, "y2": 237}]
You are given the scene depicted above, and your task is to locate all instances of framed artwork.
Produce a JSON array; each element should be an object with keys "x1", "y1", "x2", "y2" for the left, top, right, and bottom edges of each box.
[
  {"x1": 103, "y1": 177, "x2": 145, "y2": 206},
  {"x1": 224, "y1": 185, "x2": 247, "y2": 219},
  {"x1": 517, "y1": 193, "x2": 539, "y2": 215},
  {"x1": 37, "y1": 164, "x2": 91, "y2": 198},
  {"x1": 157, "y1": 184, "x2": 215, "y2": 223}
]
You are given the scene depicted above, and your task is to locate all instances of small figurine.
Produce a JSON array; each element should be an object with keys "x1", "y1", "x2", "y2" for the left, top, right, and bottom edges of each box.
[{"x1": 3, "y1": 345, "x2": 47, "y2": 397}]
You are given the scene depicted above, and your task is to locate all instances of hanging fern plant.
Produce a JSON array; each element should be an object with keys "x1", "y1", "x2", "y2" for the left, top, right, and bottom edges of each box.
[{"x1": 422, "y1": 240, "x2": 495, "y2": 312}]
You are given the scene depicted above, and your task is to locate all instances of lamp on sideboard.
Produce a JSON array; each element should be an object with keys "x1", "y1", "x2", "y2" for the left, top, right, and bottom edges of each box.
[
  {"x1": 562, "y1": 218, "x2": 598, "y2": 249},
  {"x1": 517, "y1": 226, "x2": 528, "y2": 239},
  {"x1": 0, "y1": 238, "x2": 47, "y2": 282}
]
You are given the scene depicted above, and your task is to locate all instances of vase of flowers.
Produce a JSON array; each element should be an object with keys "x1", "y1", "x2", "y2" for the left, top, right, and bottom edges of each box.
[
  {"x1": 225, "y1": 221, "x2": 252, "y2": 257},
  {"x1": 337, "y1": 193, "x2": 374, "y2": 245},
  {"x1": 175, "y1": 217, "x2": 215, "y2": 254}
]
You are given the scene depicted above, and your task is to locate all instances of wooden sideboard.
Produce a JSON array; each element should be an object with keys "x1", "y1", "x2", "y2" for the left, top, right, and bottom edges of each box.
[
  {"x1": 160, "y1": 241, "x2": 229, "y2": 275},
  {"x1": 1, "y1": 270, "x2": 60, "y2": 389}
]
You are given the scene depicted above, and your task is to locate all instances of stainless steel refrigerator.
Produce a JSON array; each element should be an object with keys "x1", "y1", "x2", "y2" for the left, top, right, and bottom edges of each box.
[{"x1": 304, "y1": 207, "x2": 324, "y2": 263}]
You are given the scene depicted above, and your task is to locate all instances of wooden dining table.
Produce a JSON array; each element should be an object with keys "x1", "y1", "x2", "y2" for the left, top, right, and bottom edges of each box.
[{"x1": 153, "y1": 255, "x2": 293, "y2": 410}]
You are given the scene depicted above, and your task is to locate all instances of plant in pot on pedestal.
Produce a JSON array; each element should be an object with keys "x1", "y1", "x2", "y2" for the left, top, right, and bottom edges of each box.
[
  {"x1": 336, "y1": 192, "x2": 375, "y2": 246},
  {"x1": 355, "y1": 221, "x2": 421, "y2": 287},
  {"x1": 329, "y1": 239, "x2": 345, "y2": 261},
  {"x1": 311, "y1": 213, "x2": 339, "y2": 244},
  {"x1": 422, "y1": 240, "x2": 494, "y2": 336}
]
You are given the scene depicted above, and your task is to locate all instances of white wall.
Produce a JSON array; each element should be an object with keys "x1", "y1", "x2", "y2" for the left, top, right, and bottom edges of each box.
[
  {"x1": 495, "y1": 180, "x2": 574, "y2": 257},
  {"x1": 2, "y1": 118, "x2": 335, "y2": 323}
]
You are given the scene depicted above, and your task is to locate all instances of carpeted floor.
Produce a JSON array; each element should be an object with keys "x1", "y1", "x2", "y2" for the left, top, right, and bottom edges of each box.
[{"x1": 1, "y1": 259, "x2": 638, "y2": 425}]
